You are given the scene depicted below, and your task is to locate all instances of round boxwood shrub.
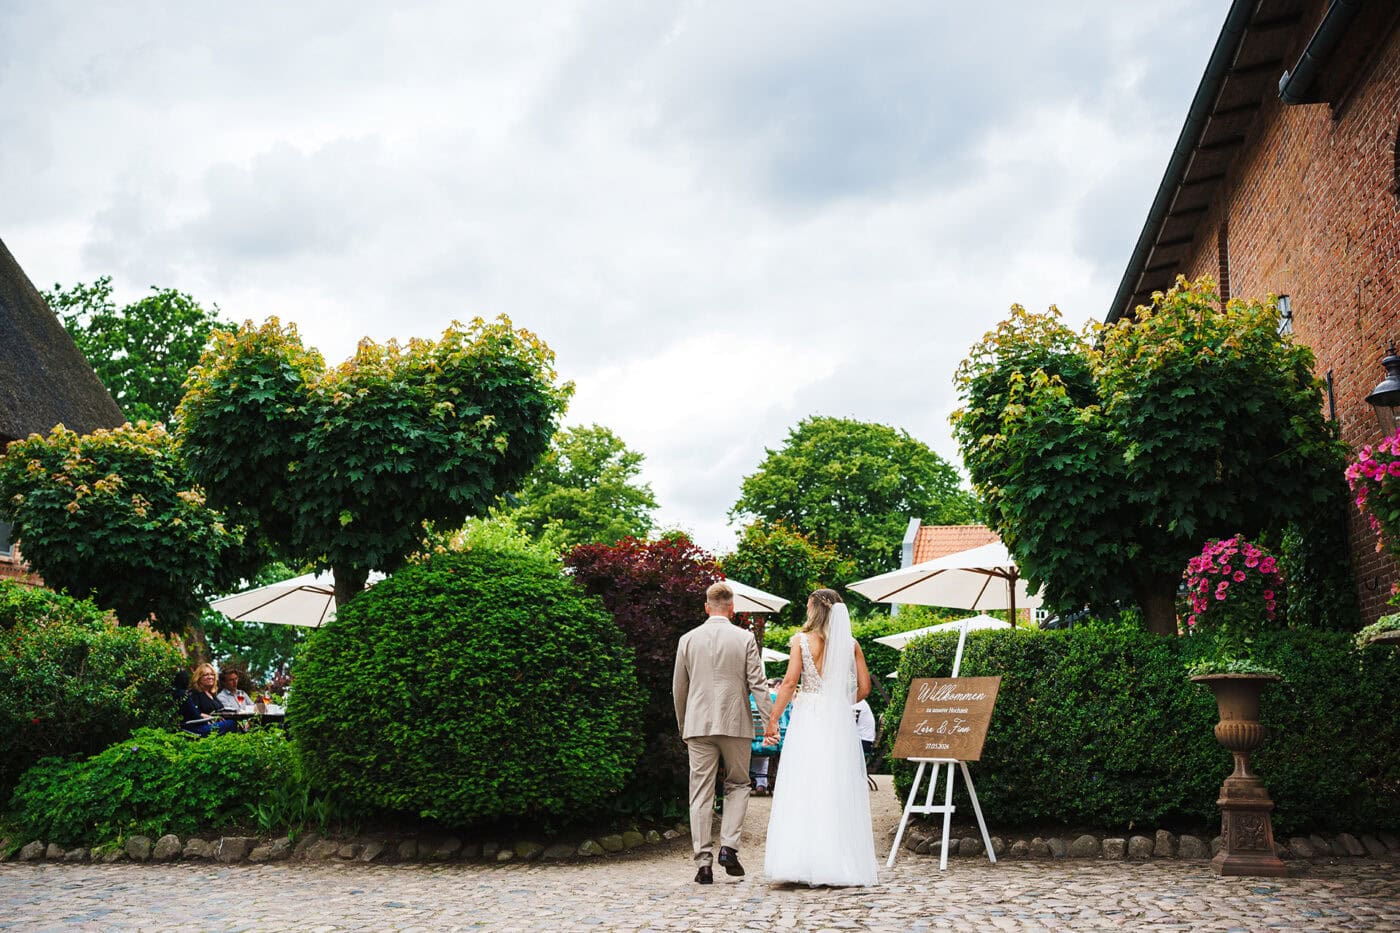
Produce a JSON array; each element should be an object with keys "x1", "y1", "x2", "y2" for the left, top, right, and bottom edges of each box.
[
  {"x1": 0, "y1": 582, "x2": 185, "y2": 796},
  {"x1": 289, "y1": 549, "x2": 642, "y2": 826}
]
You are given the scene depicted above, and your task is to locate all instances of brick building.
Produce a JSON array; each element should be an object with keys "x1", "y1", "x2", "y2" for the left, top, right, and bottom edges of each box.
[
  {"x1": 1108, "y1": 0, "x2": 1400, "y2": 624},
  {"x1": 0, "y1": 237, "x2": 125, "y2": 584}
]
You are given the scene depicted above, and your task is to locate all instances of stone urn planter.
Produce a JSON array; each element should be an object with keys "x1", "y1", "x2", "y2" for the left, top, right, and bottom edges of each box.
[{"x1": 1190, "y1": 672, "x2": 1289, "y2": 877}]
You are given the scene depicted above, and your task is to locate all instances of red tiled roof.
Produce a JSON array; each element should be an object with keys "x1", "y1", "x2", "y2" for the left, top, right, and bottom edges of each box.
[{"x1": 912, "y1": 524, "x2": 999, "y2": 565}]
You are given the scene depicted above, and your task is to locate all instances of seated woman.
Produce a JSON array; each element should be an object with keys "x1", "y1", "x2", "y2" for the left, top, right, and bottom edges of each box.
[
  {"x1": 215, "y1": 668, "x2": 252, "y2": 711},
  {"x1": 181, "y1": 663, "x2": 240, "y2": 736}
]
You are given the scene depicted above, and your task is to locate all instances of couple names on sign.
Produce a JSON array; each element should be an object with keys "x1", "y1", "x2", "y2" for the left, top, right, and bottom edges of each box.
[{"x1": 891, "y1": 676, "x2": 1002, "y2": 762}]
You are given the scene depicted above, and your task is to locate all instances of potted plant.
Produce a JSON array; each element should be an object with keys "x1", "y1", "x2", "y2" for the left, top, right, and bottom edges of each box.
[
  {"x1": 1345, "y1": 429, "x2": 1400, "y2": 556},
  {"x1": 1355, "y1": 610, "x2": 1400, "y2": 649},
  {"x1": 1182, "y1": 536, "x2": 1288, "y2": 877}
]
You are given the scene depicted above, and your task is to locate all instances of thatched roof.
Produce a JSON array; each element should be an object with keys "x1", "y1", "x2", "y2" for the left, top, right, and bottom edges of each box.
[{"x1": 0, "y1": 237, "x2": 124, "y2": 445}]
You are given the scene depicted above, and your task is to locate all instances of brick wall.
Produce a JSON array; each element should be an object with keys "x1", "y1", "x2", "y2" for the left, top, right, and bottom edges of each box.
[
  {"x1": 0, "y1": 546, "x2": 42, "y2": 588},
  {"x1": 1178, "y1": 14, "x2": 1400, "y2": 623}
]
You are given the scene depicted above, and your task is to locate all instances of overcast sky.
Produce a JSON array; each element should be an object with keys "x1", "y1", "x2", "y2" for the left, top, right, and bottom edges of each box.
[{"x1": 3, "y1": 1, "x2": 1224, "y2": 555}]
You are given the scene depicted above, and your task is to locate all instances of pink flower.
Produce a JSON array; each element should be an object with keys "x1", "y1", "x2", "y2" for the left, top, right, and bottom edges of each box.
[
  {"x1": 1233, "y1": 571, "x2": 1246, "y2": 582},
  {"x1": 1245, "y1": 555, "x2": 1259, "y2": 568},
  {"x1": 1263, "y1": 590, "x2": 1275, "y2": 600},
  {"x1": 1215, "y1": 591, "x2": 1227, "y2": 601},
  {"x1": 1260, "y1": 558, "x2": 1276, "y2": 573},
  {"x1": 1389, "y1": 461, "x2": 1400, "y2": 477}
]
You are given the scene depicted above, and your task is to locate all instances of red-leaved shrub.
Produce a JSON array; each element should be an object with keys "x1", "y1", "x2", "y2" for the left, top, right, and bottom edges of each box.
[{"x1": 565, "y1": 536, "x2": 722, "y2": 806}]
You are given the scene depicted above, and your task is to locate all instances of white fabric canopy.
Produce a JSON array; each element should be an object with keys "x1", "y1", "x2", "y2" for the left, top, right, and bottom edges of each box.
[
  {"x1": 726, "y1": 578, "x2": 791, "y2": 614},
  {"x1": 209, "y1": 571, "x2": 386, "y2": 627},
  {"x1": 847, "y1": 542, "x2": 1041, "y2": 615},
  {"x1": 761, "y1": 647, "x2": 789, "y2": 664},
  {"x1": 872, "y1": 614, "x2": 1011, "y2": 651}
]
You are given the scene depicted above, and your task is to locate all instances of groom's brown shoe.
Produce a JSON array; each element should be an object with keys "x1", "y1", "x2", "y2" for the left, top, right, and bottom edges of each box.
[
  {"x1": 717, "y1": 846, "x2": 745, "y2": 877},
  {"x1": 695, "y1": 864, "x2": 713, "y2": 884}
]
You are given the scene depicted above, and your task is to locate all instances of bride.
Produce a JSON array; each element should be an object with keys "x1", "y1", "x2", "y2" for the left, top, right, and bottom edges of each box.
[{"x1": 763, "y1": 588, "x2": 879, "y2": 886}]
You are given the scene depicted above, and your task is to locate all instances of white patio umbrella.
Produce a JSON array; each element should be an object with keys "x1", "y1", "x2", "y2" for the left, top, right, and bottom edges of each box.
[
  {"x1": 726, "y1": 578, "x2": 790, "y2": 614},
  {"x1": 847, "y1": 542, "x2": 1041, "y2": 624},
  {"x1": 761, "y1": 647, "x2": 789, "y2": 664},
  {"x1": 209, "y1": 570, "x2": 386, "y2": 628},
  {"x1": 872, "y1": 614, "x2": 1011, "y2": 651}
]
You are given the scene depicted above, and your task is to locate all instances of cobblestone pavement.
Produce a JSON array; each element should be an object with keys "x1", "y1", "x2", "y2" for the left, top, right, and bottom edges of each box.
[{"x1": 4, "y1": 780, "x2": 1399, "y2": 932}]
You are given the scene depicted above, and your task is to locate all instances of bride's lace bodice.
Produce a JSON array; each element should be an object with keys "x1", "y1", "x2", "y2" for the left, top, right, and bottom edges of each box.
[{"x1": 798, "y1": 632, "x2": 823, "y2": 692}]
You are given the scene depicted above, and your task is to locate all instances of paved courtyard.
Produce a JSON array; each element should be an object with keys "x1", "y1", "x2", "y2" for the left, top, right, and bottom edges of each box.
[{"x1": 4, "y1": 781, "x2": 1399, "y2": 931}]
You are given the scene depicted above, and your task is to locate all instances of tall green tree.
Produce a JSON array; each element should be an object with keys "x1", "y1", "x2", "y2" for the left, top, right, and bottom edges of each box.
[
  {"x1": 176, "y1": 317, "x2": 571, "y2": 604},
  {"x1": 952, "y1": 277, "x2": 1344, "y2": 635},
  {"x1": 45, "y1": 277, "x2": 229, "y2": 424},
  {"x1": 503, "y1": 424, "x2": 657, "y2": 548},
  {"x1": 730, "y1": 416, "x2": 979, "y2": 573},
  {"x1": 720, "y1": 520, "x2": 856, "y2": 628},
  {"x1": 0, "y1": 423, "x2": 250, "y2": 634}
]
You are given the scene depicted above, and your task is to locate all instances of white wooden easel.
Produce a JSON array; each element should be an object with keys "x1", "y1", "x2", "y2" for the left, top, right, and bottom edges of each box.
[{"x1": 886, "y1": 618, "x2": 997, "y2": 870}]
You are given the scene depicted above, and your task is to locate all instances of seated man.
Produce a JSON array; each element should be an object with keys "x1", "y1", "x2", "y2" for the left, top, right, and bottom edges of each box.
[{"x1": 215, "y1": 668, "x2": 252, "y2": 711}]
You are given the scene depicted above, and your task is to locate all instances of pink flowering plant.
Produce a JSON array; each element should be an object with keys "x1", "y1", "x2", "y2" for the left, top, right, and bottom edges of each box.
[
  {"x1": 1344, "y1": 429, "x2": 1400, "y2": 556},
  {"x1": 1183, "y1": 535, "x2": 1285, "y2": 677}
]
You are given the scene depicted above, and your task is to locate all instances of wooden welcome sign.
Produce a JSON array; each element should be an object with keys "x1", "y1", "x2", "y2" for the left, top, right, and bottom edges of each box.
[{"x1": 892, "y1": 676, "x2": 1002, "y2": 761}]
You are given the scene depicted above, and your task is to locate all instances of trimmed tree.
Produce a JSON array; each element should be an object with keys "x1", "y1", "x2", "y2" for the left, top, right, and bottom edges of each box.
[
  {"x1": 0, "y1": 423, "x2": 249, "y2": 633},
  {"x1": 731, "y1": 416, "x2": 979, "y2": 574},
  {"x1": 952, "y1": 278, "x2": 1344, "y2": 635},
  {"x1": 176, "y1": 317, "x2": 570, "y2": 604}
]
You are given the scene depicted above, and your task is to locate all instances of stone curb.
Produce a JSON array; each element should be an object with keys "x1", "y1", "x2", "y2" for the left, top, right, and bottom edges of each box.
[
  {"x1": 898, "y1": 827, "x2": 1400, "y2": 863},
  {"x1": 3, "y1": 821, "x2": 692, "y2": 867}
]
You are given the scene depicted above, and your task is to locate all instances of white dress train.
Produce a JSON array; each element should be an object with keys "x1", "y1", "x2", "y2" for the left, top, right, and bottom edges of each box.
[{"x1": 764, "y1": 614, "x2": 879, "y2": 886}]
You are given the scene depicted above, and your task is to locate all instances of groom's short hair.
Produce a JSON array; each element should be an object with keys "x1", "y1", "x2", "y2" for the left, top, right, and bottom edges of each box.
[{"x1": 705, "y1": 581, "x2": 734, "y2": 607}]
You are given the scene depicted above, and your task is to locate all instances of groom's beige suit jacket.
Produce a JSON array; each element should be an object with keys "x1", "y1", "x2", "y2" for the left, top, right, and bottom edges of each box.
[{"x1": 673, "y1": 616, "x2": 774, "y2": 739}]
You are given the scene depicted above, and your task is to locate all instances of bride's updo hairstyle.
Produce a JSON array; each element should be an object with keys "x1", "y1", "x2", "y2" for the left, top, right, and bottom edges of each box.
[{"x1": 801, "y1": 588, "x2": 844, "y2": 638}]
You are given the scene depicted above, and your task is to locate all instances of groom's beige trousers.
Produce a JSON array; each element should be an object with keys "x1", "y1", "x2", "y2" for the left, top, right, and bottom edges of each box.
[{"x1": 686, "y1": 735, "x2": 752, "y2": 865}]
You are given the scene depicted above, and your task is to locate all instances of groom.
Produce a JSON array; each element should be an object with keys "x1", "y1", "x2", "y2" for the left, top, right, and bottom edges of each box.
[{"x1": 673, "y1": 581, "x2": 774, "y2": 884}]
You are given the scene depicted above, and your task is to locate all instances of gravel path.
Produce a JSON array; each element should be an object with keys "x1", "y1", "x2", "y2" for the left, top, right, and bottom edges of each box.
[{"x1": 3, "y1": 778, "x2": 1399, "y2": 931}]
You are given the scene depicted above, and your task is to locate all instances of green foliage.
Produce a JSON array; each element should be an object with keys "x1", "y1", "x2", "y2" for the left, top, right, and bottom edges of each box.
[
  {"x1": 425, "y1": 509, "x2": 562, "y2": 561},
  {"x1": 0, "y1": 423, "x2": 251, "y2": 632},
  {"x1": 503, "y1": 424, "x2": 657, "y2": 548},
  {"x1": 887, "y1": 625, "x2": 1400, "y2": 833},
  {"x1": 0, "y1": 584, "x2": 185, "y2": 796},
  {"x1": 10, "y1": 728, "x2": 298, "y2": 846},
  {"x1": 721, "y1": 521, "x2": 857, "y2": 628},
  {"x1": 289, "y1": 549, "x2": 641, "y2": 827},
  {"x1": 46, "y1": 277, "x2": 230, "y2": 425},
  {"x1": 177, "y1": 317, "x2": 571, "y2": 599},
  {"x1": 1355, "y1": 612, "x2": 1400, "y2": 650},
  {"x1": 953, "y1": 279, "x2": 1345, "y2": 632},
  {"x1": 732, "y1": 416, "x2": 979, "y2": 574},
  {"x1": 1185, "y1": 658, "x2": 1283, "y2": 677}
]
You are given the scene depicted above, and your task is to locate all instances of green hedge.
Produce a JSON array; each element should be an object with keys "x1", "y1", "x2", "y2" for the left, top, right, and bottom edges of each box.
[
  {"x1": 0, "y1": 582, "x2": 185, "y2": 796},
  {"x1": 886, "y1": 624, "x2": 1400, "y2": 834},
  {"x1": 10, "y1": 728, "x2": 298, "y2": 846},
  {"x1": 289, "y1": 549, "x2": 642, "y2": 827}
]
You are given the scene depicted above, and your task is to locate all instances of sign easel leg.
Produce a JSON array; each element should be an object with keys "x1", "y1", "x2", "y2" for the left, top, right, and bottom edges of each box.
[
  {"x1": 959, "y1": 760, "x2": 997, "y2": 864},
  {"x1": 938, "y1": 761, "x2": 956, "y2": 870},
  {"x1": 886, "y1": 760, "x2": 927, "y2": 867}
]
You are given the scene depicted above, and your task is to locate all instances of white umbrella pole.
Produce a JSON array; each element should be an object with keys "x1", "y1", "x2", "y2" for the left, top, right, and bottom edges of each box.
[{"x1": 951, "y1": 617, "x2": 971, "y2": 678}]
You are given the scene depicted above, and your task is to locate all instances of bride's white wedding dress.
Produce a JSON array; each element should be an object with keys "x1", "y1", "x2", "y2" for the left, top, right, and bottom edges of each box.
[{"x1": 764, "y1": 605, "x2": 879, "y2": 886}]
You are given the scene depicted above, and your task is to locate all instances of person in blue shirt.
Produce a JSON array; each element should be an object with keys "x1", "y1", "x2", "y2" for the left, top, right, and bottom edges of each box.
[{"x1": 749, "y1": 679, "x2": 789, "y2": 795}]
